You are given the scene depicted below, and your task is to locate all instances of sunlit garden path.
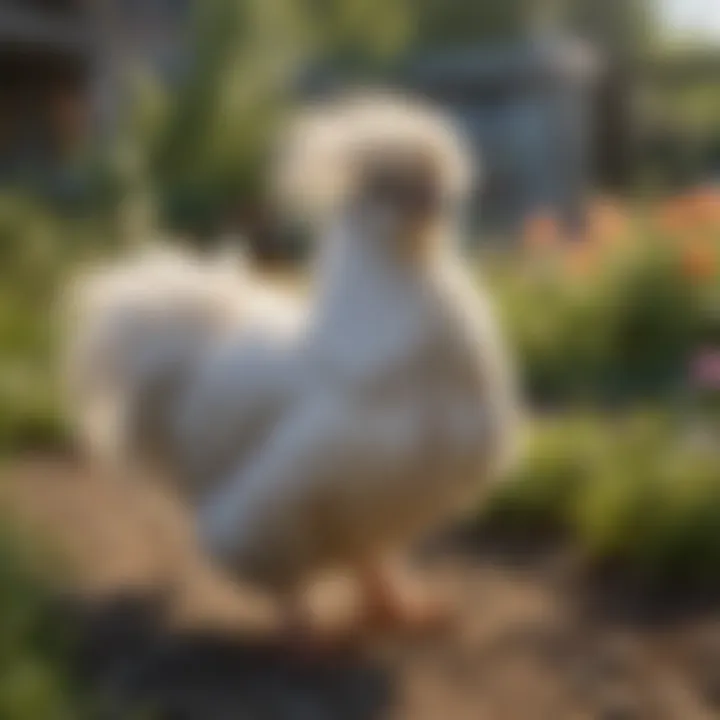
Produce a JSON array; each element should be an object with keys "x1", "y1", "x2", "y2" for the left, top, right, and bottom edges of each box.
[{"x1": 3, "y1": 456, "x2": 720, "y2": 720}]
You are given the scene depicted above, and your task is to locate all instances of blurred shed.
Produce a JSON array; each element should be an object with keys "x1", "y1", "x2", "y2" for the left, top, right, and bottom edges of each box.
[{"x1": 404, "y1": 37, "x2": 603, "y2": 234}]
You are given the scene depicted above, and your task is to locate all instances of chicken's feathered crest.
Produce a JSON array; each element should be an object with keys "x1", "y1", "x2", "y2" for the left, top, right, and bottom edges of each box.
[{"x1": 274, "y1": 92, "x2": 476, "y2": 220}]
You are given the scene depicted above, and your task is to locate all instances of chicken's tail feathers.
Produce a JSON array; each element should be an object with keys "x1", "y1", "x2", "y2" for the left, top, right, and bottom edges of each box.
[{"x1": 62, "y1": 243, "x2": 251, "y2": 474}]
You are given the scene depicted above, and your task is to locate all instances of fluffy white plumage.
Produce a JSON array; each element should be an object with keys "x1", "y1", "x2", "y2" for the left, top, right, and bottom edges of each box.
[{"x1": 65, "y1": 95, "x2": 522, "y2": 606}]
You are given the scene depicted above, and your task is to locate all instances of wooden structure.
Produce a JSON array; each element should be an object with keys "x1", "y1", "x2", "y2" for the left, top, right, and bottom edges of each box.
[
  {"x1": 0, "y1": 1, "x2": 94, "y2": 179},
  {"x1": 0, "y1": 0, "x2": 188, "y2": 185}
]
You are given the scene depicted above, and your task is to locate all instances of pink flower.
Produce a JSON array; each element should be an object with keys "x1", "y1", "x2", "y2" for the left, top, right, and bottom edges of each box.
[{"x1": 689, "y1": 349, "x2": 720, "y2": 390}]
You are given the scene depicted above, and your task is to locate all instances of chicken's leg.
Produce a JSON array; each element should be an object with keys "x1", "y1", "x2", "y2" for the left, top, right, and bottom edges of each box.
[{"x1": 356, "y1": 561, "x2": 452, "y2": 635}]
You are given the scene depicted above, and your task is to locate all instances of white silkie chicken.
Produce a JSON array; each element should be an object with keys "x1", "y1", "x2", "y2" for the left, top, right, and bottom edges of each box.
[{"x1": 65, "y1": 95, "x2": 522, "y2": 640}]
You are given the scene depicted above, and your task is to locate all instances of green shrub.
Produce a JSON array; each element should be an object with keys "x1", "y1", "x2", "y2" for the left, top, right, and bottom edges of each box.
[
  {"x1": 492, "y1": 222, "x2": 719, "y2": 404},
  {"x1": 483, "y1": 414, "x2": 604, "y2": 534},
  {"x1": 483, "y1": 412, "x2": 720, "y2": 588},
  {"x1": 0, "y1": 194, "x2": 103, "y2": 455}
]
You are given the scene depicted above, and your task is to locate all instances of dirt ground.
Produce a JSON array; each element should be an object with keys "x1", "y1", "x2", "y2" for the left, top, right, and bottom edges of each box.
[{"x1": 4, "y1": 458, "x2": 720, "y2": 720}]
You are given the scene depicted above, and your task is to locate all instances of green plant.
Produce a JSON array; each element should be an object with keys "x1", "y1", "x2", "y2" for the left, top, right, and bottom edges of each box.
[
  {"x1": 0, "y1": 524, "x2": 89, "y2": 720},
  {"x1": 0, "y1": 194, "x2": 103, "y2": 455},
  {"x1": 493, "y1": 206, "x2": 719, "y2": 404},
  {"x1": 483, "y1": 411, "x2": 720, "y2": 589}
]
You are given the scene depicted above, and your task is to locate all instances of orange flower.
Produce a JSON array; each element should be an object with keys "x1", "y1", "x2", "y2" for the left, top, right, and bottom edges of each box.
[
  {"x1": 688, "y1": 187, "x2": 720, "y2": 228},
  {"x1": 656, "y1": 188, "x2": 720, "y2": 239},
  {"x1": 681, "y1": 238, "x2": 717, "y2": 282},
  {"x1": 563, "y1": 240, "x2": 598, "y2": 278},
  {"x1": 586, "y1": 198, "x2": 628, "y2": 247},
  {"x1": 657, "y1": 198, "x2": 693, "y2": 238},
  {"x1": 524, "y1": 212, "x2": 561, "y2": 252}
]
